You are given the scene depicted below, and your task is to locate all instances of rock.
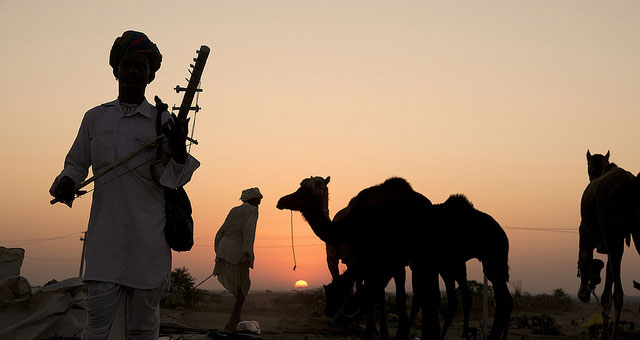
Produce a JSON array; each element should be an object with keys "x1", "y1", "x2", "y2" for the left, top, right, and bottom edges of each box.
[{"x1": 0, "y1": 247, "x2": 24, "y2": 280}]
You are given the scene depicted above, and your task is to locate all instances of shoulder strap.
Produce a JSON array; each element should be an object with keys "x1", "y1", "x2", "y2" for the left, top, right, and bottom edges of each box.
[{"x1": 154, "y1": 107, "x2": 163, "y2": 160}]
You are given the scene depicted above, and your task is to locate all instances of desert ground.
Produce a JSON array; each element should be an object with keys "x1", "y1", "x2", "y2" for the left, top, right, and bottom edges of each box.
[{"x1": 160, "y1": 289, "x2": 640, "y2": 340}]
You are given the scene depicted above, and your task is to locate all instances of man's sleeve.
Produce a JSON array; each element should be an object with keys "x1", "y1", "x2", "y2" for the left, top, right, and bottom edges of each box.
[
  {"x1": 158, "y1": 155, "x2": 200, "y2": 189},
  {"x1": 50, "y1": 113, "x2": 92, "y2": 195},
  {"x1": 242, "y1": 208, "x2": 258, "y2": 255},
  {"x1": 214, "y1": 212, "x2": 232, "y2": 252}
]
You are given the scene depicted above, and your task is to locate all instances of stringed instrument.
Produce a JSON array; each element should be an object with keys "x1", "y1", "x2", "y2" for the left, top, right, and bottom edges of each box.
[
  {"x1": 51, "y1": 45, "x2": 211, "y2": 206},
  {"x1": 151, "y1": 45, "x2": 211, "y2": 180}
]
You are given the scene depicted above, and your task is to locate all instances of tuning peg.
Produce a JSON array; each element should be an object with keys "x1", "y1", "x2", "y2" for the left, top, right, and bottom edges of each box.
[
  {"x1": 190, "y1": 64, "x2": 195, "y2": 68},
  {"x1": 193, "y1": 58, "x2": 197, "y2": 62}
]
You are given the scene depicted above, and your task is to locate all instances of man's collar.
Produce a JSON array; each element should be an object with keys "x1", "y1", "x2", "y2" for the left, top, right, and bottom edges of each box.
[{"x1": 104, "y1": 98, "x2": 153, "y2": 118}]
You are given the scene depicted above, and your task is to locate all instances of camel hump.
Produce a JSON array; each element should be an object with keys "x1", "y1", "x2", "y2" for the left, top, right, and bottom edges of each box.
[
  {"x1": 382, "y1": 177, "x2": 413, "y2": 191},
  {"x1": 444, "y1": 194, "x2": 474, "y2": 209}
]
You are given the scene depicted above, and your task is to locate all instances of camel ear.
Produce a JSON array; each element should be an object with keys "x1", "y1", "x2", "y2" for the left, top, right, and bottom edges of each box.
[
  {"x1": 325, "y1": 176, "x2": 331, "y2": 185},
  {"x1": 586, "y1": 150, "x2": 591, "y2": 160},
  {"x1": 605, "y1": 150, "x2": 610, "y2": 161}
]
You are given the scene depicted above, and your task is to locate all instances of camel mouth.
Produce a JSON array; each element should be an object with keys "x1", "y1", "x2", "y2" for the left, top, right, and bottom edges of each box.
[
  {"x1": 578, "y1": 289, "x2": 591, "y2": 303},
  {"x1": 276, "y1": 194, "x2": 301, "y2": 211}
]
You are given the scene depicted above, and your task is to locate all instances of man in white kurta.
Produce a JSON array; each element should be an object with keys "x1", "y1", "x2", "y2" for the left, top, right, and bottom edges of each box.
[
  {"x1": 213, "y1": 188, "x2": 262, "y2": 331},
  {"x1": 50, "y1": 31, "x2": 199, "y2": 340}
]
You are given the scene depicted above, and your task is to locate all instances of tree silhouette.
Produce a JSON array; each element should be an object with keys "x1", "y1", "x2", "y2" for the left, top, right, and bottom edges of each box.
[{"x1": 162, "y1": 266, "x2": 196, "y2": 307}]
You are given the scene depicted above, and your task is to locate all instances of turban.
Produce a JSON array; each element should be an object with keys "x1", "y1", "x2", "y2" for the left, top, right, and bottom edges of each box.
[
  {"x1": 240, "y1": 188, "x2": 263, "y2": 202},
  {"x1": 109, "y1": 30, "x2": 162, "y2": 73}
]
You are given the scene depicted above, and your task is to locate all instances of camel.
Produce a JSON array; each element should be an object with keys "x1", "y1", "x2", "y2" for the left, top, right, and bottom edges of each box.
[
  {"x1": 277, "y1": 177, "x2": 512, "y2": 340},
  {"x1": 413, "y1": 194, "x2": 512, "y2": 340},
  {"x1": 587, "y1": 150, "x2": 611, "y2": 181},
  {"x1": 324, "y1": 257, "x2": 408, "y2": 340},
  {"x1": 578, "y1": 151, "x2": 640, "y2": 340},
  {"x1": 407, "y1": 262, "x2": 472, "y2": 339},
  {"x1": 277, "y1": 176, "x2": 431, "y2": 339}
]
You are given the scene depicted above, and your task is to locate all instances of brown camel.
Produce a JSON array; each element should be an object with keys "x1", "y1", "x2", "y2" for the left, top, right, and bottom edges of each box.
[
  {"x1": 277, "y1": 176, "x2": 430, "y2": 339},
  {"x1": 407, "y1": 261, "x2": 472, "y2": 339},
  {"x1": 277, "y1": 177, "x2": 512, "y2": 340},
  {"x1": 328, "y1": 207, "x2": 472, "y2": 340},
  {"x1": 415, "y1": 194, "x2": 512, "y2": 340},
  {"x1": 578, "y1": 151, "x2": 640, "y2": 340}
]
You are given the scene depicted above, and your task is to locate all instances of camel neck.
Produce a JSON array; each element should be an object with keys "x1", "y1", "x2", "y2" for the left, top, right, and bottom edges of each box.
[{"x1": 300, "y1": 204, "x2": 344, "y2": 244}]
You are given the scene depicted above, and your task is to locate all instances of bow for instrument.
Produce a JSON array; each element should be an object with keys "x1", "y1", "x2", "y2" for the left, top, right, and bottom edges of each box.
[{"x1": 51, "y1": 45, "x2": 211, "y2": 206}]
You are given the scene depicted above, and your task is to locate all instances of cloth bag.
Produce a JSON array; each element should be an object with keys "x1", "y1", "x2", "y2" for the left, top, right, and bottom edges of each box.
[{"x1": 155, "y1": 105, "x2": 194, "y2": 252}]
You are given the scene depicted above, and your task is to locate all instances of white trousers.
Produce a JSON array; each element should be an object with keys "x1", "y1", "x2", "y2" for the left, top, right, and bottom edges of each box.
[{"x1": 81, "y1": 281, "x2": 165, "y2": 340}]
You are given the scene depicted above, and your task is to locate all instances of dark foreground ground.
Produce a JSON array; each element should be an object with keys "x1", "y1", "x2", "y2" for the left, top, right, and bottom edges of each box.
[{"x1": 160, "y1": 289, "x2": 640, "y2": 340}]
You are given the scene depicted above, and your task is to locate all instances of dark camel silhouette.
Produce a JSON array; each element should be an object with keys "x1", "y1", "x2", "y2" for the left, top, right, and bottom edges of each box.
[
  {"x1": 324, "y1": 257, "x2": 408, "y2": 340},
  {"x1": 407, "y1": 262, "x2": 472, "y2": 339},
  {"x1": 413, "y1": 194, "x2": 512, "y2": 340},
  {"x1": 277, "y1": 176, "x2": 430, "y2": 339},
  {"x1": 328, "y1": 208, "x2": 473, "y2": 340},
  {"x1": 277, "y1": 176, "x2": 512, "y2": 339},
  {"x1": 325, "y1": 208, "x2": 407, "y2": 340},
  {"x1": 578, "y1": 151, "x2": 640, "y2": 340},
  {"x1": 324, "y1": 236, "x2": 410, "y2": 340}
]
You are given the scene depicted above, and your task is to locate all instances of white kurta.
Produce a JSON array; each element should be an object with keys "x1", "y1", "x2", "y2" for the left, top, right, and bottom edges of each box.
[
  {"x1": 51, "y1": 98, "x2": 200, "y2": 289},
  {"x1": 214, "y1": 203, "x2": 258, "y2": 268}
]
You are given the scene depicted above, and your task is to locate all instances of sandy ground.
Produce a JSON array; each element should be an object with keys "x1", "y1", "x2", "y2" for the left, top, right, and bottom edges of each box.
[{"x1": 160, "y1": 290, "x2": 640, "y2": 340}]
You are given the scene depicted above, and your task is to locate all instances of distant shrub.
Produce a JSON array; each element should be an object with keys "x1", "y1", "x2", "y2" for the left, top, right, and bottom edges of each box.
[{"x1": 512, "y1": 288, "x2": 574, "y2": 313}]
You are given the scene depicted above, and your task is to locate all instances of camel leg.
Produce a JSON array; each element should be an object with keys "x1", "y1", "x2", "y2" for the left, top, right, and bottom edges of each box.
[
  {"x1": 407, "y1": 285, "x2": 420, "y2": 331},
  {"x1": 378, "y1": 286, "x2": 390, "y2": 340},
  {"x1": 607, "y1": 245, "x2": 624, "y2": 340},
  {"x1": 487, "y1": 279, "x2": 513, "y2": 340},
  {"x1": 440, "y1": 272, "x2": 457, "y2": 340},
  {"x1": 458, "y1": 276, "x2": 472, "y2": 338},
  {"x1": 393, "y1": 266, "x2": 409, "y2": 340},
  {"x1": 600, "y1": 260, "x2": 613, "y2": 340},
  {"x1": 415, "y1": 268, "x2": 441, "y2": 340},
  {"x1": 326, "y1": 243, "x2": 341, "y2": 281},
  {"x1": 484, "y1": 262, "x2": 513, "y2": 340},
  {"x1": 361, "y1": 282, "x2": 378, "y2": 340}
]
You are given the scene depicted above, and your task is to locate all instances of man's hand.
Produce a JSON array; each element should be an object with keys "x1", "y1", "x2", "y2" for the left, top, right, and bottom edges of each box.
[
  {"x1": 52, "y1": 176, "x2": 76, "y2": 207},
  {"x1": 241, "y1": 252, "x2": 255, "y2": 267},
  {"x1": 155, "y1": 96, "x2": 189, "y2": 164}
]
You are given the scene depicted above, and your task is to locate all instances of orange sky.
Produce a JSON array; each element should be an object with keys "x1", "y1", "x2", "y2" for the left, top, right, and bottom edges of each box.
[{"x1": 1, "y1": 1, "x2": 639, "y2": 295}]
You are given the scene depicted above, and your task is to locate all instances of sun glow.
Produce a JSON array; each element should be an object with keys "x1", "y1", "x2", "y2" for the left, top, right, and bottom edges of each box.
[{"x1": 294, "y1": 280, "x2": 309, "y2": 288}]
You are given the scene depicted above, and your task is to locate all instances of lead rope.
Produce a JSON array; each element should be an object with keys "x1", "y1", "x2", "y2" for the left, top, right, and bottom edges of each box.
[{"x1": 291, "y1": 210, "x2": 297, "y2": 271}]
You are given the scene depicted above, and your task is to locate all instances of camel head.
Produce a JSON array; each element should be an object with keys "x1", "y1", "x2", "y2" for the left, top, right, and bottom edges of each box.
[
  {"x1": 577, "y1": 258, "x2": 604, "y2": 303},
  {"x1": 586, "y1": 150, "x2": 610, "y2": 181},
  {"x1": 276, "y1": 176, "x2": 330, "y2": 215},
  {"x1": 323, "y1": 272, "x2": 354, "y2": 317}
]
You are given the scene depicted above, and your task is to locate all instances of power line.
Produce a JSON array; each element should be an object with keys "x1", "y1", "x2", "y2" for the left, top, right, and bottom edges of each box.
[
  {"x1": 505, "y1": 226, "x2": 577, "y2": 234},
  {"x1": 24, "y1": 256, "x2": 79, "y2": 263},
  {"x1": 193, "y1": 243, "x2": 324, "y2": 249},
  {"x1": 1, "y1": 232, "x2": 84, "y2": 247}
]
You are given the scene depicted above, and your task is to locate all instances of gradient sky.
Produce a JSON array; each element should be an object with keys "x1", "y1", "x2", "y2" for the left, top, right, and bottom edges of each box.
[{"x1": 1, "y1": 1, "x2": 639, "y2": 296}]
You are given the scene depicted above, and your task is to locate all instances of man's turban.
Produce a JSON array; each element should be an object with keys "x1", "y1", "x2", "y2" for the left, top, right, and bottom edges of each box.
[
  {"x1": 109, "y1": 30, "x2": 162, "y2": 74},
  {"x1": 240, "y1": 188, "x2": 263, "y2": 202}
]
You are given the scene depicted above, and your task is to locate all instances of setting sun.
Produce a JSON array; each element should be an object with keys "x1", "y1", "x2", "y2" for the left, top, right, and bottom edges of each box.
[{"x1": 294, "y1": 280, "x2": 309, "y2": 288}]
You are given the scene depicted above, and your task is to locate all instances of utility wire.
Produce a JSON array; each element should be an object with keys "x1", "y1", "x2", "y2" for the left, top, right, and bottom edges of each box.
[
  {"x1": 1, "y1": 232, "x2": 84, "y2": 247},
  {"x1": 505, "y1": 226, "x2": 577, "y2": 234},
  {"x1": 25, "y1": 256, "x2": 79, "y2": 263},
  {"x1": 193, "y1": 243, "x2": 323, "y2": 249}
]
